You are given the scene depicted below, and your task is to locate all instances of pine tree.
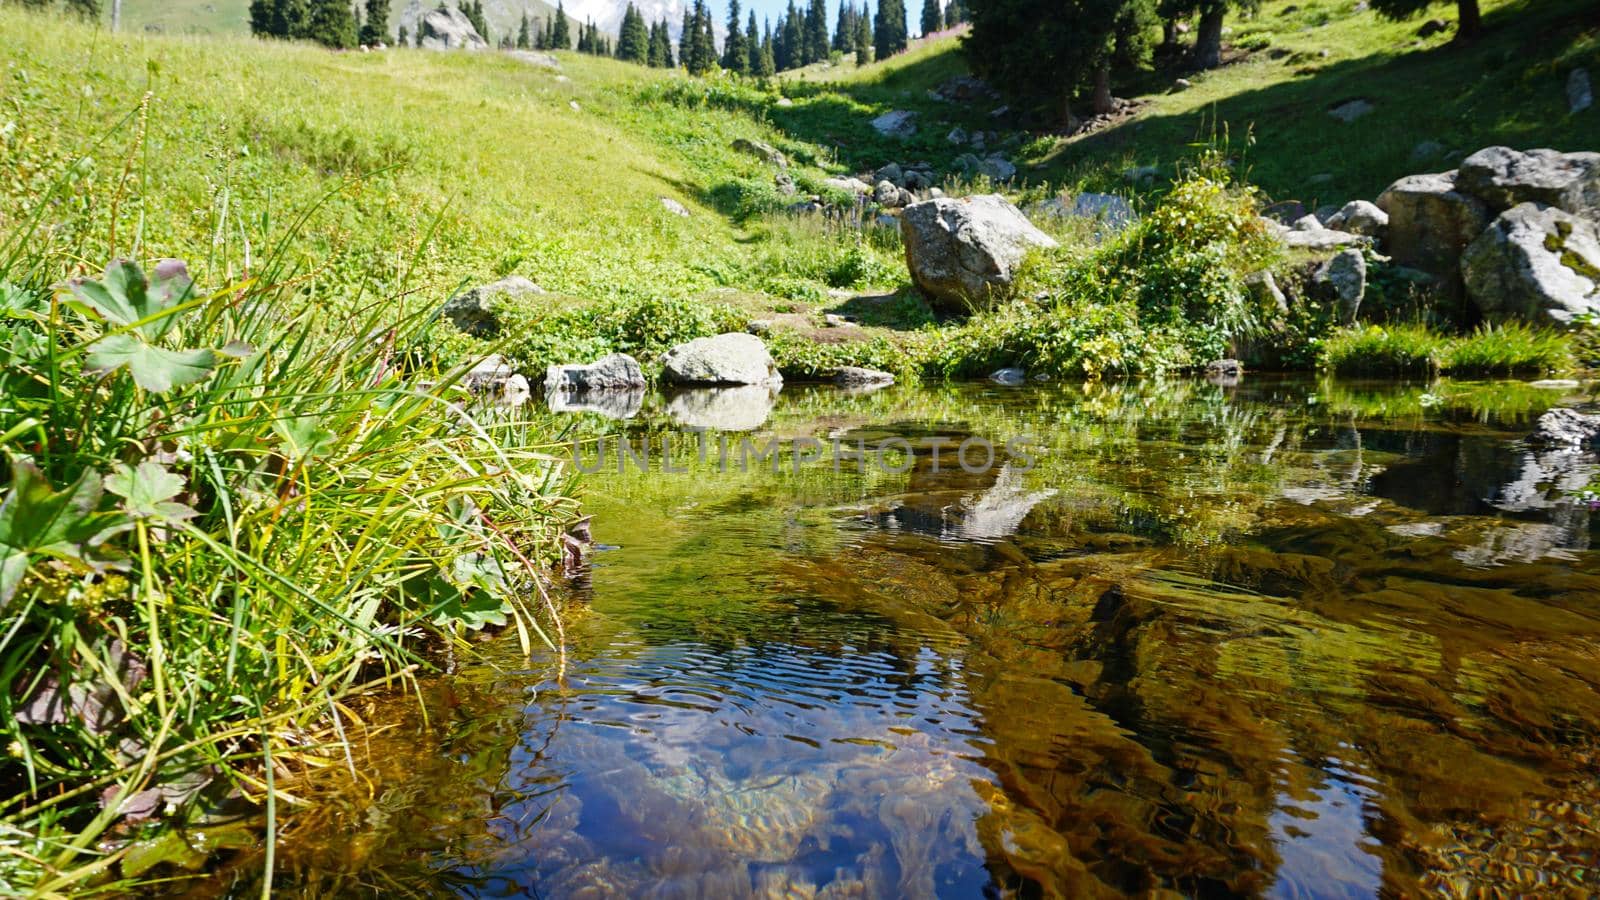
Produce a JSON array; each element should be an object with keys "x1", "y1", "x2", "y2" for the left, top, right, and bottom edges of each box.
[
  {"x1": 873, "y1": 0, "x2": 906, "y2": 60},
  {"x1": 746, "y1": 9, "x2": 762, "y2": 73},
  {"x1": 804, "y1": 0, "x2": 828, "y2": 63},
  {"x1": 398, "y1": 23, "x2": 409, "y2": 44},
  {"x1": 551, "y1": 1, "x2": 571, "y2": 49},
  {"x1": 1371, "y1": 0, "x2": 1480, "y2": 40},
  {"x1": 250, "y1": 0, "x2": 310, "y2": 40},
  {"x1": 759, "y1": 25, "x2": 777, "y2": 75},
  {"x1": 358, "y1": 0, "x2": 388, "y2": 45},
  {"x1": 832, "y1": 1, "x2": 852, "y2": 51},
  {"x1": 780, "y1": 3, "x2": 803, "y2": 68},
  {"x1": 304, "y1": 0, "x2": 358, "y2": 48},
  {"x1": 722, "y1": 0, "x2": 748, "y2": 73},
  {"x1": 618, "y1": 3, "x2": 649, "y2": 62},
  {"x1": 64, "y1": 0, "x2": 102, "y2": 20},
  {"x1": 854, "y1": 3, "x2": 871, "y2": 64},
  {"x1": 920, "y1": 0, "x2": 940, "y2": 35},
  {"x1": 684, "y1": 0, "x2": 716, "y2": 74},
  {"x1": 966, "y1": 0, "x2": 1147, "y2": 124},
  {"x1": 517, "y1": 13, "x2": 530, "y2": 48},
  {"x1": 679, "y1": 8, "x2": 695, "y2": 67},
  {"x1": 659, "y1": 17, "x2": 675, "y2": 66}
]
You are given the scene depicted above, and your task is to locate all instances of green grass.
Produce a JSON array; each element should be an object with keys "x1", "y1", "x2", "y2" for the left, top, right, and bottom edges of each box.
[{"x1": 1319, "y1": 321, "x2": 1574, "y2": 376}]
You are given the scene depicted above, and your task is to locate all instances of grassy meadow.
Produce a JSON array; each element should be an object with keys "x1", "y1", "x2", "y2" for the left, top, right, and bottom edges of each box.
[{"x1": 0, "y1": 0, "x2": 1596, "y2": 891}]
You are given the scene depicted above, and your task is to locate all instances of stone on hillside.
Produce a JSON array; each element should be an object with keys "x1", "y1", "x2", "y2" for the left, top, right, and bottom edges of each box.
[
  {"x1": 774, "y1": 171, "x2": 797, "y2": 196},
  {"x1": 1029, "y1": 193, "x2": 1137, "y2": 238},
  {"x1": 568, "y1": 100, "x2": 581, "y2": 112},
  {"x1": 1123, "y1": 164, "x2": 1161, "y2": 184},
  {"x1": 667, "y1": 385, "x2": 779, "y2": 431},
  {"x1": 874, "y1": 162, "x2": 904, "y2": 186},
  {"x1": 1266, "y1": 217, "x2": 1370, "y2": 251},
  {"x1": 871, "y1": 110, "x2": 918, "y2": 139},
  {"x1": 989, "y1": 368, "x2": 1026, "y2": 385},
  {"x1": 1528, "y1": 407, "x2": 1600, "y2": 449},
  {"x1": 1461, "y1": 202, "x2": 1600, "y2": 327},
  {"x1": 1455, "y1": 146, "x2": 1600, "y2": 220},
  {"x1": 442, "y1": 276, "x2": 545, "y2": 337},
  {"x1": 662, "y1": 333, "x2": 782, "y2": 385},
  {"x1": 824, "y1": 176, "x2": 873, "y2": 197},
  {"x1": 1570, "y1": 68, "x2": 1594, "y2": 114},
  {"x1": 1173, "y1": 78, "x2": 1193, "y2": 92},
  {"x1": 874, "y1": 180, "x2": 904, "y2": 207},
  {"x1": 835, "y1": 366, "x2": 895, "y2": 388},
  {"x1": 545, "y1": 353, "x2": 647, "y2": 395},
  {"x1": 947, "y1": 127, "x2": 969, "y2": 145},
  {"x1": 1325, "y1": 200, "x2": 1389, "y2": 239},
  {"x1": 732, "y1": 138, "x2": 788, "y2": 167},
  {"x1": 775, "y1": 96, "x2": 794, "y2": 107},
  {"x1": 955, "y1": 153, "x2": 1017, "y2": 182},
  {"x1": 1328, "y1": 98, "x2": 1374, "y2": 123},
  {"x1": 462, "y1": 355, "x2": 530, "y2": 405},
  {"x1": 931, "y1": 75, "x2": 999, "y2": 103},
  {"x1": 1314, "y1": 249, "x2": 1367, "y2": 324},
  {"x1": 900, "y1": 195, "x2": 1059, "y2": 313},
  {"x1": 1410, "y1": 139, "x2": 1446, "y2": 162},
  {"x1": 1377, "y1": 171, "x2": 1489, "y2": 295},
  {"x1": 1247, "y1": 270, "x2": 1289, "y2": 313},
  {"x1": 661, "y1": 197, "x2": 690, "y2": 217},
  {"x1": 506, "y1": 50, "x2": 560, "y2": 70},
  {"x1": 1291, "y1": 214, "x2": 1323, "y2": 232},
  {"x1": 1416, "y1": 18, "x2": 1449, "y2": 37},
  {"x1": 418, "y1": 6, "x2": 487, "y2": 50}
]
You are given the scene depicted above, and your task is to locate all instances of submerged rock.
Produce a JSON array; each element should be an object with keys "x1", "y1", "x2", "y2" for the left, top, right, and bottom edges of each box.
[
  {"x1": 1528, "y1": 407, "x2": 1600, "y2": 449},
  {"x1": 989, "y1": 367, "x2": 1026, "y2": 385},
  {"x1": 662, "y1": 333, "x2": 782, "y2": 385},
  {"x1": 835, "y1": 366, "x2": 895, "y2": 388},
  {"x1": 900, "y1": 195, "x2": 1058, "y2": 313}
]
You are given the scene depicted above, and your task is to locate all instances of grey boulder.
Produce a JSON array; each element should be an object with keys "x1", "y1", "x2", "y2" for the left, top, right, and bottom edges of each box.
[
  {"x1": 418, "y1": 6, "x2": 487, "y2": 50},
  {"x1": 731, "y1": 138, "x2": 788, "y2": 167},
  {"x1": 1456, "y1": 146, "x2": 1600, "y2": 220},
  {"x1": 835, "y1": 366, "x2": 895, "y2": 389},
  {"x1": 900, "y1": 195, "x2": 1058, "y2": 312},
  {"x1": 545, "y1": 353, "x2": 647, "y2": 394},
  {"x1": 1314, "y1": 249, "x2": 1367, "y2": 325},
  {"x1": 462, "y1": 355, "x2": 530, "y2": 405},
  {"x1": 662, "y1": 333, "x2": 782, "y2": 385},
  {"x1": 443, "y1": 276, "x2": 545, "y2": 337},
  {"x1": 1377, "y1": 171, "x2": 1490, "y2": 295},
  {"x1": 1461, "y1": 202, "x2": 1600, "y2": 327},
  {"x1": 871, "y1": 110, "x2": 918, "y2": 139},
  {"x1": 1325, "y1": 200, "x2": 1389, "y2": 239}
]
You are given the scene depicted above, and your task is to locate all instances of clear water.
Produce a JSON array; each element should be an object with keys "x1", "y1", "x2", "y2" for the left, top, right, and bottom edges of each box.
[{"x1": 265, "y1": 377, "x2": 1600, "y2": 898}]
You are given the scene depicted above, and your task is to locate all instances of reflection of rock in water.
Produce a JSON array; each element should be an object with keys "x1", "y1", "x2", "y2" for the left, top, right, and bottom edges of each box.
[
  {"x1": 865, "y1": 434, "x2": 1055, "y2": 542},
  {"x1": 667, "y1": 385, "x2": 780, "y2": 432},
  {"x1": 548, "y1": 387, "x2": 645, "y2": 420}
]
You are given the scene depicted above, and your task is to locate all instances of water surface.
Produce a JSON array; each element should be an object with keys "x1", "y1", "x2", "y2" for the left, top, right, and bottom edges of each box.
[{"x1": 278, "y1": 377, "x2": 1600, "y2": 898}]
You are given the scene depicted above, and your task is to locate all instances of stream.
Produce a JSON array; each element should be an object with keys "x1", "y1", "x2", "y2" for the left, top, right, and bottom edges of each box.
[{"x1": 267, "y1": 376, "x2": 1600, "y2": 898}]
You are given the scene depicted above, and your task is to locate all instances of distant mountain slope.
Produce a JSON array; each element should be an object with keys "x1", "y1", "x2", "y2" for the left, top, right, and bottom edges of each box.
[{"x1": 116, "y1": 0, "x2": 570, "y2": 42}]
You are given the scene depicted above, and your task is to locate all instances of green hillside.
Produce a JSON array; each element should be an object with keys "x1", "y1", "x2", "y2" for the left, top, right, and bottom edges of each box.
[{"x1": 115, "y1": 0, "x2": 563, "y2": 40}]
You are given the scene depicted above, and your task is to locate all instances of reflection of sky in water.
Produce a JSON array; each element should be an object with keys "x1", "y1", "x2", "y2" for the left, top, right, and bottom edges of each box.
[
  {"x1": 456, "y1": 639, "x2": 997, "y2": 897},
  {"x1": 1267, "y1": 755, "x2": 1384, "y2": 899}
]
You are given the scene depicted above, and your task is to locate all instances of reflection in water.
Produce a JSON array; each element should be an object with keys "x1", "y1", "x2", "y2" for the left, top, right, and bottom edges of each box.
[{"x1": 254, "y1": 377, "x2": 1600, "y2": 898}]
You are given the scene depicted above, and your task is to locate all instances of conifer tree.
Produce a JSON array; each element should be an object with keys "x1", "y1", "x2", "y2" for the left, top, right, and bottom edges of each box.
[
  {"x1": 780, "y1": 3, "x2": 803, "y2": 67},
  {"x1": 551, "y1": 1, "x2": 571, "y2": 49},
  {"x1": 679, "y1": 8, "x2": 695, "y2": 66},
  {"x1": 304, "y1": 0, "x2": 357, "y2": 48},
  {"x1": 1370, "y1": 0, "x2": 1480, "y2": 40},
  {"x1": 659, "y1": 17, "x2": 675, "y2": 66},
  {"x1": 920, "y1": 0, "x2": 940, "y2": 35},
  {"x1": 723, "y1": 0, "x2": 748, "y2": 73},
  {"x1": 804, "y1": 0, "x2": 828, "y2": 63},
  {"x1": 854, "y1": 3, "x2": 871, "y2": 63},
  {"x1": 398, "y1": 23, "x2": 409, "y2": 44},
  {"x1": 618, "y1": 3, "x2": 649, "y2": 62},
  {"x1": 759, "y1": 25, "x2": 777, "y2": 75},
  {"x1": 746, "y1": 10, "x2": 762, "y2": 73},
  {"x1": 64, "y1": 0, "x2": 101, "y2": 20},
  {"x1": 873, "y1": 0, "x2": 906, "y2": 60},
  {"x1": 358, "y1": 0, "x2": 388, "y2": 45},
  {"x1": 517, "y1": 12, "x2": 530, "y2": 48}
]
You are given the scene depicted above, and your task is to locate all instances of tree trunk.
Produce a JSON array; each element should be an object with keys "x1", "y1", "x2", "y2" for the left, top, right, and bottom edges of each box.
[
  {"x1": 1193, "y1": 3, "x2": 1225, "y2": 70},
  {"x1": 1062, "y1": 94, "x2": 1081, "y2": 133},
  {"x1": 1455, "y1": 0, "x2": 1482, "y2": 40},
  {"x1": 1092, "y1": 63, "x2": 1114, "y2": 116},
  {"x1": 111, "y1": 0, "x2": 122, "y2": 30},
  {"x1": 1161, "y1": 18, "x2": 1178, "y2": 49}
]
